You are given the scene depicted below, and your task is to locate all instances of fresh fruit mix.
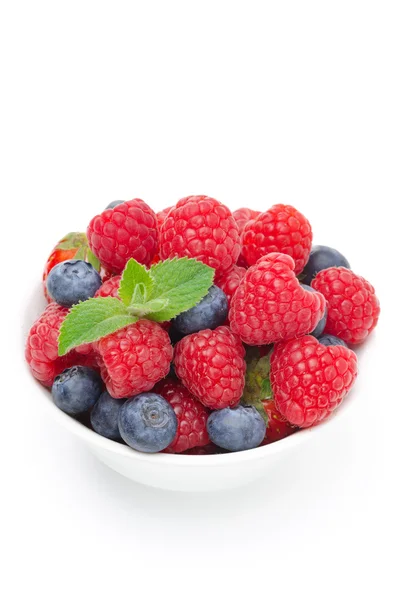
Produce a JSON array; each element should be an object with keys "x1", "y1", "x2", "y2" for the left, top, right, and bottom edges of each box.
[{"x1": 26, "y1": 196, "x2": 380, "y2": 454}]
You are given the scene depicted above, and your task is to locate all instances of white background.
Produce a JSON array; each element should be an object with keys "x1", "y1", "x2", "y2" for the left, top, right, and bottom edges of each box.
[{"x1": 1, "y1": 1, "x2": 396, "y2": 599}]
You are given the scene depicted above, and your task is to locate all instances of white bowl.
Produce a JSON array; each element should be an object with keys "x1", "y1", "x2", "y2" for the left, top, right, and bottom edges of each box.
[{"x1": 25, "y1": 285, "x2": 356, "y2": 492}]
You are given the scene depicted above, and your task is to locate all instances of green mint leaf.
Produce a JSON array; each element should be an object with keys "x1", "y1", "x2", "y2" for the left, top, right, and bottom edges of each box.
[
  {"x1": 130, "y1": 283, "x2": 147, "y2": 305},
  {"x1": 118, "y1": 258, "x2": 154, "y2": 307},
  {"x1": 58, "y1": 297, "x2": 137, "y2": 356},
  {"x1": 147, "y1": 257, "x2": 214, "y2": 321},
  {"x1": 129, "y1": 298, "x2": 169, "y2": 318}
]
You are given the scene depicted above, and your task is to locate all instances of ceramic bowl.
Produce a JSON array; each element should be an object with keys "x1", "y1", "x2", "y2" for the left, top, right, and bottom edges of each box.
[{"x1": 25, "y1": 285, "x2": 355, "y2": 492}]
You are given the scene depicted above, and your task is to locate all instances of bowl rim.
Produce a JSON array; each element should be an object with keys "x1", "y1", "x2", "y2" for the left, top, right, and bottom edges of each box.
[{"x1": 25, "y1": 285, "x2": 355, "y2": 466}]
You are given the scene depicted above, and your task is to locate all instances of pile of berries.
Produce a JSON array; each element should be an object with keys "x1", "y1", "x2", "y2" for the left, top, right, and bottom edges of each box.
[{"x1": 26, "y1": 197, "x2": 380, "y2": 454}]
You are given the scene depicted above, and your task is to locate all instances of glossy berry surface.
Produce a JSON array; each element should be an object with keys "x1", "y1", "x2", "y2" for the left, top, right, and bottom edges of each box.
[
  {"x1": 46, "y1": 259, "x2": 102, "y2": 307},
  {"x1": 312, "y1": 267, "x2": 380, "y2": 344},
  {"x1": 87, "y1": 198, "x2": 158, "y2": 273},
  {"x1": 242, "y1": 204, "x2": 312, "y2": 274},
  {"x1": 173, "y1": 285, "x2": 228, "y2": 335},
  {"x1": 154, "y1": 379, "x2": 210, "y2": 453},
  {"x1": 52, "y1": 366, "x2": 103, "y2": 416},
  {"x1": 232, "y1": 207, "x2": 261, "y2": 235},
  {"x1": 207, "y1": 405, "x2": 266, "y2": 451},
  {"x1": 302, "y1": 245, "x2": 350, "y2": 285},
  {"x1": 270, "y1": 336, "x2": 358, "y2": 427},
  {"x1": 159, "y1": 195, "x2": 241, "y2": 277},
  {"x1": 156, "y1": 206, "x2": 173, "y2": 229},
  {"x1": 215, "y1": 265, "x2": 246, "y2": 306},
  {"x1": 230, "y1": 253, "x2": 326, "y2": 345},
  {"x1": 301, "y1": 284, "x2": 328, "y2": 338},
  {"x1": 174, "y1": 326, "x2": 246, "y2": 410},
  {"x1": 94, "y1": 275, "x2": 122, "y2": 299},
  {"x1": 90, "y1": 391, "x2": 126, "y2": 441},
  {"x1": 118, "y1": 393, "x2": 178, "y2": 453},
  {"x1": 94, "y1": 319, "x2": 173, "y2": 398},
  {"x1": 318, "y1": 334, "x2": 348, "y2": 347},
  {"x1": 25, "y1": 303, "x2": 96, "y2": 387}
]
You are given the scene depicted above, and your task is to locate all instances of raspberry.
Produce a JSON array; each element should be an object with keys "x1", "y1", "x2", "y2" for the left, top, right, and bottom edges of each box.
[
  {"x1": 232, "y1": 208, "x2": 261, "y2": 235},
  {"x1": 229, "y1": 253, "x2": 326, "y2": 345},
  {"x1": 154, "y1": 379, "x2": 210, "y2": 453},
  {"x1": 242, "y1": 204, "x2": 312, "y2": 274},
  {"x1": 260, "y1": 400, "x2": 296, "y2": 444},
  {"x1": 87, "y1": 198, "x2": 158, "y2": 273},
  {"x1": 312, "y1": 267, "x2": 380, "y2": 345},
  {"x1": 94, "y1": 275, "x2": 122, "y2": 299},
  {"x1": 270, "y1": 336, "x2": 358, "y2": 427},
  {"x1": 25, "y1": 303, "x2": 96, "y2": 387},
  {"x1": 159, "y1": 196, "x2": 241, "y2": 277},
  {"x1": 94, "y1": 319, "x2": 173, "y2": 399},
  {"x1": 156, "y1": 206, "x2": 173, "y2": 229},
  {"x1": 215, "y1": 265, "x2": 247, "y2": 306},
  {"x1": 174, "y1": 326, "x2": 246, "y2": 410}
]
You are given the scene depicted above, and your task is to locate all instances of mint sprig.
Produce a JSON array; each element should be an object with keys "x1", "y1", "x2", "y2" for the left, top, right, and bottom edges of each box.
[{"x1": 58, "y1": 257, "x2": 214, "y2": 356}]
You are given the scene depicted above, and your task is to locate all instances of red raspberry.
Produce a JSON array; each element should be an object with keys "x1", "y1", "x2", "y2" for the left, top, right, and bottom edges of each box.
[
  {"x1": 232, "y1": 207, "x2": 261, "y2": 235},
  {"x1": 94, "y1": 275, "x2": 122, "y2": 299},
  {"x1": 270, "y1": 336, "x2": 358, "y2": 427},
  {"x1": 242, "y1": 204, "x2": 312, "y2": 274},
  {"x1": 25, "y1": 303, "x2": 97, "y2": 387},
  {"x1": 87, "y1": 199, "x2": 158, "y2": 273},
  {"x1": 215, "y1": 264, "x2": 247, "y2": 306},
  {"x1": 312, "y1": 267, "x2": 380, "y2": 345},
  {"x1": 156, "y1": 206, "x2": 173, "y2": 229},
  {"x1": 154, "y1": 379, "x2": 210, "y2": 453},
  {"x1": 261, "y1": 400, "x2": 296, "y2": 445},
  {"x1": 159, "y1": 196, "x2": 241, "y2": 277},
  {"x1": 174, "y1": 326, "x2": 246, "y2": 410},
  {"x1": 94, "y1": 320, "x2": 173, "y2": 399},
  {"x1": 229, "y1": 253, "x2": 326, "y2": 345}
]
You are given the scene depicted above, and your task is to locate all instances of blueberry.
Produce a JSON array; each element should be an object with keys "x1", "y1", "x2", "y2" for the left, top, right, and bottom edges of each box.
[
  {"x1": 52, "y1": 366, "x2": 103, "y2": 416},
  {"x1": 301, "y1": 284, "x2": 328, "y2": 338},
  {"x1": 90, "y1": 391, "x2": 126, "y2": 441},
  {"x1": 318, "y1": 334, "x2": 348, "y2": 348},
  {"x1": 118, "y1": 393, "x2": 177, "y2": 453},
  {"x1": 46, "y1": 259, "x2": 102, "y2": 307},
  {"x1": 207, "y1": 405, "x2": 266, "y2": 452},
  {"x1": 106, "y1": 200, "x2": 124, "y2": 209},
  {"x1": 173, "y1": 285, "x2": 228, "y2": 335},
  {"x1": 302, "y1": 245, "x2": 350, "y2": 285}
]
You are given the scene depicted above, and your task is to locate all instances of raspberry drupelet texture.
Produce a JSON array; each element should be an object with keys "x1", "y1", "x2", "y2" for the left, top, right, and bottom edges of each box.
[
  {"x1": 94, "y1": 320, "x2": 173, "y2": 399},
  {"x1": 242, "y1": 204, "x2": 313, "y2": 274},
  {"x1": 270, "y1": 336, "x2": 358, "y2": 428},
  {"x1": 87, "y1": 198, "x2": 158, "y2": 273},
  {"x1": 232, "y1": 208, "x2": 261, "y2": 235},
  {"x1": 312, "y1": 267, "x2": 380, "y2": 345},
  {"x1": 154, "y1": 379, "x2": 210, "y2": 453},
  {"x1": 215, "y1": 265, "x2": 247, "y2": 306},
  {"x1": 25, "y1": 303, "x2": 97, "y2": 387},
  {"x1": 174, "y1": 326, "x2": 246, "y2": 410},
  {"x1": 229, "y1": 253, "x2": 326, "y2": 345},
  {"x1": 94, "y1": 275, "x2": 122, "y2": 299},
  {"x1": 156, "y1": 206, "x2": 173, "y2": 229},
  {"x1": 159, "y1": 196, "x2": 241, "y2": 277}
]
